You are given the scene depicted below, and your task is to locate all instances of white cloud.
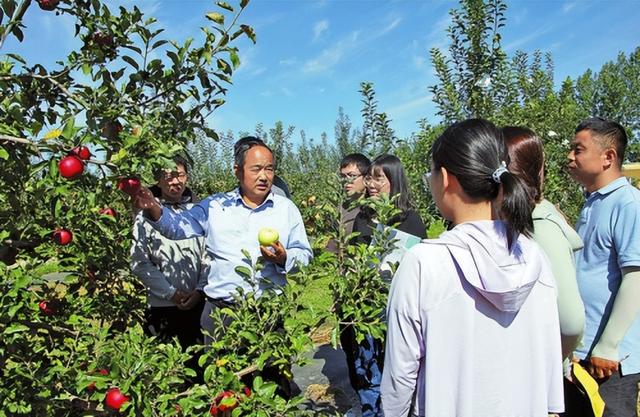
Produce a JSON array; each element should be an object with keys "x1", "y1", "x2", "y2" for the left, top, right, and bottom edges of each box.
[
  {"x1": 563, "y1": 1, "x2": 578, "y2": 13},
  {"x1": 413, "y1": 55, "x2": 427, "y2": 69},
  {"x1": 503, "y1": 27, "x2": 551, "y2": 52},
  {"x1": 279, "y1": 58, "x2": 298, "y2": 66},
  {"x1": 385, "y1": 95, "x2": 433, "y2": 119},
  {"x1": 252, "y1": 67, "x2": 266, "y2": 76},
  {"x1": 378, "y1": 17, "x2": 402, "y2": 37},
  {"x1": 313, "y1": 20, "x2": 329, "y2": 41},
  {"x1": 303, "y1": 31, "x2": 360, "y2": 73},
  {"x1": 301, "y1": 14, "x2": 403, "y2": 75}
]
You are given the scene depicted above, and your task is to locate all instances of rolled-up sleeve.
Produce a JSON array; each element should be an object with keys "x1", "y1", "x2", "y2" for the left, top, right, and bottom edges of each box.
[{"x1": 147, "y1": 198, "x2": 211, "y2": 240}]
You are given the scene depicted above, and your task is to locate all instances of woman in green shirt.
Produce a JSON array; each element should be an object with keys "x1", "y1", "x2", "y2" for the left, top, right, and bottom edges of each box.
[{"x1": 503, "y1": 126, "x2": 585, "y2": 369}]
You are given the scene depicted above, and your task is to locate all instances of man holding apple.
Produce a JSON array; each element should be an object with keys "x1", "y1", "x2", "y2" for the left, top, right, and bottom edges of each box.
[{"x1": 132, "y1": 138, "x2": 312, "y2": 339}]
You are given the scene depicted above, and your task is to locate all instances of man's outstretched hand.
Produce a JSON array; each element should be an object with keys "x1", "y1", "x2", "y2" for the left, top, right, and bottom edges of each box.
[{"x1": 132, "y1": 187, "x2": 162, "y2": 221}]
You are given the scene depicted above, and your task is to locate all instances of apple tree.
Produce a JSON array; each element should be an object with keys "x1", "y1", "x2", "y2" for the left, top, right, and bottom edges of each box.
[{"x1": 0, "y1": 0, "x2": 322, "y2": 415}]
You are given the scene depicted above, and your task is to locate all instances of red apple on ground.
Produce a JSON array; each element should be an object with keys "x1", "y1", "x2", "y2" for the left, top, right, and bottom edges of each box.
[
  {"x1": 117, "y1": 177, "x2": 141, "y2": 195},
  {"x1": 36, "y1": 0, "x2": 59, "y2": 10},
  {"x1": 258, "y1": 227, "x2": 279, "y2": 246},
  {"x1": 71, "y1": 146, "x2": 91, "y2": 160},
  {"x1": 99, "y1": 208, "x2": 117, "y2": 217},
  {"x1": 105, "y1": 387, "x2": 128, "y2": 411},
  {"x1": 53, "y1": 229, "x2": 73, "y2": 245},
  {"x1": 58, "y1": 156, "x2": 84, "y2": 179},
  {"x1": 39, "y1": 301, "x2": 54, "y2": 315}
]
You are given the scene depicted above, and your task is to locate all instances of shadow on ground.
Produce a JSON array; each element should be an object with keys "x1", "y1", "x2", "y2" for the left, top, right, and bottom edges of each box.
[{"x1": 293, "y1": 343, "x2": 362, "y2": 416}]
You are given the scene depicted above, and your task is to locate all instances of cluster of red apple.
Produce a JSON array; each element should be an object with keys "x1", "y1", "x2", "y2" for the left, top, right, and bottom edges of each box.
[
  {"x1": 209, "y1": 387, "x2": 251, "y2": 416},
  {"x1": 36, "y1": 0, "x2": 59, "y2": 11},
  {"x1": 58, "y1": 146, "x2": 91, "y2": 180},
  {"x1": 53, "y1": 141, "x2": 140, "y2": 247}
]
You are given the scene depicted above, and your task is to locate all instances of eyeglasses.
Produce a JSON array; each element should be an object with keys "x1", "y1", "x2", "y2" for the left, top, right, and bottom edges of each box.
[
  {"x1": 422, "y1": 171, "x2": 432, "y2": 191},
  {"x1": 162, "y1": 172, "x2": 187, "y2": 181},
  {"x1": 363, "y1": 175, "x2": 388, "y2": 187},
  {"x1": 339, "y1": 172, "x2": 362, "y2": 183}
]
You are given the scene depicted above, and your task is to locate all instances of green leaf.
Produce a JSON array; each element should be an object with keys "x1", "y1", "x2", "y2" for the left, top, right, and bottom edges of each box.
[
  {"x1": 0, "y1": 147, "x2": 8, "y2": 160},
  {"x1": 216, "y1": 1, "x2": 234, "y2": 12},
  {"x1": 62, "y1": 118, "x2": 75, "y2": 139},
  {"x1": 4, "y1": 324, "x2": 29, "y2": 335},
  {"x1": 235, "y1": 266, "x2": 252, "y2": 279},
  {"x1": 229, "y1": 49, "x2": 240, "y2": 69},
  {"x1": 81, "y1": 63, "x2": 91, "y2": 75},
  {"x1": 206, "y1": 12, "x2": 225, "y2": 25},
  {"x1": 122, "y1": 55, "x2": 139, "y2": 70}
]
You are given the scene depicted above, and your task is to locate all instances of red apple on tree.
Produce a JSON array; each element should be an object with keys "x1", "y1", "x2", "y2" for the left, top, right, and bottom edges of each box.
[
  {"x1": 117, "y1": 177, "x2": 141, "y2": 195},
  {"x1": 92, "y1": 31, "x2": 114, "y2": 48},
  {"x1": 99, "y1": 208, "x2": 117, "y2": 217},
  {"x1": 58, "y1": 155, "x2": 84, "y2": 179},
  {"x1": 36, "y1": 0, "x2": 59, "y2": 11},
  {"x1": 38, "y1": 300, "x2": 54, "y2": 315},
  {"x1": 105, "y1": 387, "x2": 128, "y2": 411},
  {"x1": 53, "y1": 229, "x2": 73, "y2": 245},
  {"x1": 210, "y1": 391, "x2": 238, "y2": 416},
  {"x1": 71, "y1": 146, "x2": 91, "y2": 160}
]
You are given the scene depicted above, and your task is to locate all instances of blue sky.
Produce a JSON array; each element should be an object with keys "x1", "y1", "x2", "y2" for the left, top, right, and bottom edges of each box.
[{"x1": 5, "y1": 0, "x2": 640, "y2": 143}]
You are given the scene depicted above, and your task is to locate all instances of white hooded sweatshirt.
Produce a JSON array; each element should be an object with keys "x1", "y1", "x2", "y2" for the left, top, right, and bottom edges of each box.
[{"x1": 381, "y1": 221, "x2": 564, "y2": 417}]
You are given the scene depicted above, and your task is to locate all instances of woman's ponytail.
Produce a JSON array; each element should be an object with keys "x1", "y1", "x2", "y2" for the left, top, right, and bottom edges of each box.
[{"x1": 498, "y1": 170, "x2": 534, "y2": 246}]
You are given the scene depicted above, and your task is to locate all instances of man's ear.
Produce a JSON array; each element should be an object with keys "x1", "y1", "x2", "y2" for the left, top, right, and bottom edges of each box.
[
  {"x1": 234, "y1": 164, "x2": 241, "y2": 180},
  {"x1": 603, "y1": 148, "x2": 617, "y2": 169}
]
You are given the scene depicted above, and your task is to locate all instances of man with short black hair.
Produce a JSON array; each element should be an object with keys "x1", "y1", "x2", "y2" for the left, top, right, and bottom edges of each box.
[
  {"x1": 131, "y1": 156, "x2": 207, "y2": 350},
  {"x1": 233, "y1": 136, "x2": 292, "y2": 199},
  {"x1": 132, "y1": 142, "x2": 312, "y2": 396},
  {"x1": 568, "y1": 117, "x2": 640, "y2": 417},
  {"x1": 339, "y1": 153, "x2": 371, "y2": 236}
]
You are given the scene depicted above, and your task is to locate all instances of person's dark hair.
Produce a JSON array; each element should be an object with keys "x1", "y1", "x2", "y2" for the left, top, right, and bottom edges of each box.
[
  {"x1": 234, "y1": 136, "x2": 274, "y2": 168},
  {"x1": 431, "y1": 119, "x2": 533, "y2": 244},
  {"x1": 153, "y1": 155, "x2": 190, "y2": 180},
  {"x1": 502, "y1": 126, "x2": 544, "y2": 204},
  {"x1": 575, "y1": 117, "x2": 627, "y2": 167},
  {"x1": 368, "y1": 154, "x2": 413, "y2": 217},
  {"x1": 340, "y1": 153, "x2": 371, "y2": 175}
]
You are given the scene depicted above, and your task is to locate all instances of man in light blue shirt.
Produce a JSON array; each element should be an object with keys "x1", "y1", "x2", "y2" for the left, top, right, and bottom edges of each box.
[
  {"x1": 568, "y1": 117, "x2": 640, "y2": 417},
  {"x1": 133, "y1": 138, "x2": 312, "y2": 326}
]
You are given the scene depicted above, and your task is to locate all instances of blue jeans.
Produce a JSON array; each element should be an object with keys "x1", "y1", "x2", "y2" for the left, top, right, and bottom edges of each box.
[{"x1": 353, "y1": 334, "x2": 385, "y2": 417}]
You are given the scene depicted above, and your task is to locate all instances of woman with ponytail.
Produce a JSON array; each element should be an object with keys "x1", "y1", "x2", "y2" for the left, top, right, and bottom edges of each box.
[
  {"x1": 381, "y1": 119, "x2": 564, "y2": 417},
  {"x1": 503, "y1": 126, "x2": 585, "y2": 371}
]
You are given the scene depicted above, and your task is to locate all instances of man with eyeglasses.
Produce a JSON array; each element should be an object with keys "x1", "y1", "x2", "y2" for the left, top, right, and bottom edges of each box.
[
  {"x1": 131, "y1": 155, "x2": 208, "y2": 354},
  {"x1": 339, "y1": 153, "x2": 371, "y2": 236}
]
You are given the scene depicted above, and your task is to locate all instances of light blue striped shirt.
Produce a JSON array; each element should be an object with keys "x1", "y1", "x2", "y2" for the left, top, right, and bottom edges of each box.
[{"x1": 147, "y1": 188, "x2": 312, "y2": 301}]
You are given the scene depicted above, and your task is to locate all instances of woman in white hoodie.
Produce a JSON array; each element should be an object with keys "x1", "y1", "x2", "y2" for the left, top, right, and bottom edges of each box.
[{"x1": 381, "y1": 119, "x2": 565, "y2": 417}]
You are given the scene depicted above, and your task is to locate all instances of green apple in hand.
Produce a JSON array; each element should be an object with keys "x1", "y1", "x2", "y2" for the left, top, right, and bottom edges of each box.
[{"x1": 258, "y1": 227, "x2": 279, "y2": 246}]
